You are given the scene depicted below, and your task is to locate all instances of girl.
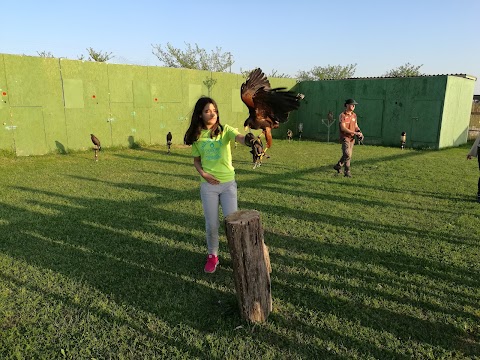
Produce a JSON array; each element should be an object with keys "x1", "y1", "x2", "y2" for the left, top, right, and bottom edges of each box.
[{"x1": 184, "y1": 97, "x2": 253, "y2": 273}]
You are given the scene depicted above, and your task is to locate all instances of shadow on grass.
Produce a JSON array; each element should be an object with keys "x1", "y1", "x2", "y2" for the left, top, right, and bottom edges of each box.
[
  {"x1": 253, "y1": 227, "x2": 480, "y2": 357},
  {"x1": 0, "y1": 181, "x2": 265, "y2": 355},
  {"x1": 112, "y1": 151, "x2": 192, "y2": 163},
  {"x1": 0, "y1": 184, "x2": 395, "y2": 358},
  {"x1": 0, "y1": 269, "x2": 214, "y2": 358}
]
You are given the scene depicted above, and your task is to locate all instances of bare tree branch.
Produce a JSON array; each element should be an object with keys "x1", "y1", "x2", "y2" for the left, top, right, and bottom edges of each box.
[{"x1": 152, "y1": 42, "x2": 234, "y2": 72}]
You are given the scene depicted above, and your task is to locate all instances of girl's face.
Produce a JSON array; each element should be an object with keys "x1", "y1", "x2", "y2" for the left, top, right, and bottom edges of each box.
[{"x1": 201, "y1": 102, "x2": 218, "y2": 129}]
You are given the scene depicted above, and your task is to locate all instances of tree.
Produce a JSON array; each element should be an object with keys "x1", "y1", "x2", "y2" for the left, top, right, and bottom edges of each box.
[
  {"x1": 240, "y1": 68, "x2": 292, "y2": 79},
  {"x1": 37, "y1": 51, "x2": 54, "y2": 58},
  {"x1": 203, "y1": 77, "x2": 217, "y2": 96},
  {"x1": 383, "y1": 63, "x2": 424, "y2": 77},
  {"x1": 296, "y1": 64, "x2": 357, "y2": 81},
  {"x1": 77, "y1": 48, "x2": 114, "y2": 62},
  {"x1": 266, "y1": 69, "x2": 291, "y2": 78},
  {"x1": 151, "y1": 42, "x2": 234, "y2": 72}
]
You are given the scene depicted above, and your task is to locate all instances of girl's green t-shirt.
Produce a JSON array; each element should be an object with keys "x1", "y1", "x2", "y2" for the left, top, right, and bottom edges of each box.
[{"x1": 192, "y1": 124, "x2": 240, "y2": 183}]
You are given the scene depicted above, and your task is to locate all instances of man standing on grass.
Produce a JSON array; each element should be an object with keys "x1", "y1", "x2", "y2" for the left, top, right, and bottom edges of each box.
[
  {"x1": 467, "y1": 132, "x2": 480, "y2": 203},
  {"x1": 333, "y1": 99, "x2": 364, "y2": 177}
]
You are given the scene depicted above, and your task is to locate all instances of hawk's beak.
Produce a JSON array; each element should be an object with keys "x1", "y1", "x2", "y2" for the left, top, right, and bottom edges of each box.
[{"x1": 244, "y1": 126, "x2": 250, "y2": 132}]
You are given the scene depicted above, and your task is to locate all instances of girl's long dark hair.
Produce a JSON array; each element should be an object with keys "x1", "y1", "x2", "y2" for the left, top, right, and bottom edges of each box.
[{"x1": 184, "y1": 97, "x2": 223, "y2": 145}]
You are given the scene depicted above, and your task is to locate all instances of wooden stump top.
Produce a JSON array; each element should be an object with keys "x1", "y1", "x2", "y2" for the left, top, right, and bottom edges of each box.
[{"x1": 224, "y1": 209, "x2": 260, "y2": 224}]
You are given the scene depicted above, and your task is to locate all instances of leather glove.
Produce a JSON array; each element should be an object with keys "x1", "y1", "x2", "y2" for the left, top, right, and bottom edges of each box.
[
  {"x1": 244, "y1": 133, "x2": 255, "y2": 146},
  {"x1": 250, "y1": 138, "x2": 264, "y2": 162}
]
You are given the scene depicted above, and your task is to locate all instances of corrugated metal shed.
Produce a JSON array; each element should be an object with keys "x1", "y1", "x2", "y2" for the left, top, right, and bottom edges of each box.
[{"x1": 278, "y1": 74, "x2": 476, "y2": 149}]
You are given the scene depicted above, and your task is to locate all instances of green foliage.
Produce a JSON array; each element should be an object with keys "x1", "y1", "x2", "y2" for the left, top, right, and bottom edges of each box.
[
  {"x1": 78, "y1": 48, "x2": 114, "y2": 62},
  {"x1": 152, "y1": 42, "x2": 234, "y2": 72},
  {"x1": 0, "y1": 142, "x2": 479, "y2": 359},
  {"x1": 296, "y1": 64, "x2": 357, "y2": 81},
  {"x1": 203, "y1": 76, "x2": 217, "y2": 96},
  {"x1": 383, "y1": 62, "x2": 424, "y2": 77}
]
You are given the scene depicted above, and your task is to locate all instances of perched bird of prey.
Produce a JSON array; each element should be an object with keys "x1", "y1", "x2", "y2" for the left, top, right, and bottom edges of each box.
[
  {"x1": 287, "y1": 129, "x2": 293, "y2": 142},
  {"x1": 90, "y1": 134, "x2": 101, "y2": 150},
  {"x1": 250, "y1": 135, "x2": 268, "y2": 169},
  {"x1": 241, "y1": 68, "x2": 304, "y2": 149},
  {"x1": 166, "y1": 132, "x2": 172, "y2": 154},
  {"x1": 327, "y1": 111, "x2": 334, "y2": 124}
]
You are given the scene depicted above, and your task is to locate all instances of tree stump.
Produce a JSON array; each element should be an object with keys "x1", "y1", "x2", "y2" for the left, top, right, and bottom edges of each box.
[{"x1": 224, "y1": 210, "x2": 272, "y2": 323}]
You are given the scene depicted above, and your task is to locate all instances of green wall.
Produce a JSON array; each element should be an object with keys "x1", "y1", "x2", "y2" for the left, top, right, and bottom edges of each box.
[
  {"x1": 0, "y1": 53, "x2": 475, "y2": 156},
  {"x1": 440, "y1": 76, "x2": 476, "y2": 148},
  {"x1": 0, "y1": 54, "x2": 269, "y2": 156}
]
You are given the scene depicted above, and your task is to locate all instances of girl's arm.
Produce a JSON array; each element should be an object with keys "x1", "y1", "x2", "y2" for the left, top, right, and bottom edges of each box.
[
  {"x1": 193, "y1": 156, "x2": 219, "y2": 185},
  {"x1": 235, "y1": 133, "x2": 247, "y2": 145}
]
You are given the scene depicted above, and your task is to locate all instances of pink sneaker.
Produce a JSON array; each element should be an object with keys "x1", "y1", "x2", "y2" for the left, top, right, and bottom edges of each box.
[{"x1": 204, "y1": 254, "x2": 219, "y2": 273}]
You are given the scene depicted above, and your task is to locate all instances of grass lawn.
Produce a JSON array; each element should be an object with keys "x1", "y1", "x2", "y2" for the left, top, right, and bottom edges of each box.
[{"x1": 0, "y1": 140, "x2": 479, "y2": 359}]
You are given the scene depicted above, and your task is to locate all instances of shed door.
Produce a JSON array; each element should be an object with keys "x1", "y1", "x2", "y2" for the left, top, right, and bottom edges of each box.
[
  {"x1": 410, "y1": 100, "x2": 443, "y2": 145},
  {"x1": 356, "y1": 99, "x2": 384, "y2": 138}
]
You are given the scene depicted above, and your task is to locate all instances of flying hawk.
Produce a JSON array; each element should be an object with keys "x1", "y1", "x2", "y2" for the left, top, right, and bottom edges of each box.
[{"x1": 241, "y1": 68, "x2": 304, "y2": 149}]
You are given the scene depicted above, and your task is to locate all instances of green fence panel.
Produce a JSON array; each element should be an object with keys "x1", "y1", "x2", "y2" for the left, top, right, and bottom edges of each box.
[
  {"x1": 0, "y1": 54, "x2": 6, "y2": 112},
  {"x1": 209, "y1": 71, "x2": 230, "y2": 104},
  {"x1": 130, "y1": 108, "x2": 151, "y2": 145},
  {"x1": 149, "y1": 102, "x2": 188, "y2": 146},
  {"x1": 109, "y1": 103, "x2": 135, "y2": 146},
  {"x1": 148, "y1": 66, "x2": 183, "y2": 103},
  {"x1": 0, "y1": 107, "x2": 13, "y2": 153},
  {"x1": 133, "y1": 80, "x2": 152, "y2": 108},
  {"x1": 60, "y1": 59, "x2": 111, "y2": 150},
  {"x1": 75, "y1": 61, "x2": 110, "y2": 110},
  {"x1": 149, "y1": 103, "x2": 168, "y2": 145},
  {"x1": 268, "y1": 81, "x2": 302, "y2": 141},
  {"x1": 0, "y1": 54, "x2": 14, "y2": 152},
  {"x1": 65, "y1": 108, "x2": 111, "y2": 151},
  {"x1": 211, "y1": 72, "x2": 241, "y2": 130},
  {"x1": 3, "y1": 55, "x2": 66, "y2": 154},
  {"x1": 410, "y1": 100, "x2": 443, "y2": 148},
  {"x1": 181, "y1": 68, "x2": 211, "y2": 109},
  {"x1": 108, "y1": 64, "x2": 146, "y2": 103},
  {"x1": 63, "y1": 79, "x2": 85, "y2": 109},
  {"x1": 11, "y1": 107, "x2": 48, "y2": 156},
  {"x1": 147, "y1": 67, "x2": 187, "y2": 145},
  {"x1": 4, "y1": 55, "x2": 55, "y2": 106},
  {"x1": 292, "y1": 81, "x2": 323, "y2": 138},
  {"x1": 356, "y1": 99, "x2": 384, "y2": 140}
]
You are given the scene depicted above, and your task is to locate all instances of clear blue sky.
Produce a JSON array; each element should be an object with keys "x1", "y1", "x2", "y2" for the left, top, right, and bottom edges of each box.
[{"x1": 2, "y1": 0, "x2": 479, "y2": 94}]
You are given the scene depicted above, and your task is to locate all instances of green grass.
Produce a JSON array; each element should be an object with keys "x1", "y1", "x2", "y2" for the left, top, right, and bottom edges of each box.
[{"x1": 0, "y1": 140, "x2": 479, "y2": 359}]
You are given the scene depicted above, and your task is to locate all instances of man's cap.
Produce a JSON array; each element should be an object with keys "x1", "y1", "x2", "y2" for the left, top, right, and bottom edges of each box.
[{"x1": 345, "y1": 99, "x2": 358, "y2": 105}]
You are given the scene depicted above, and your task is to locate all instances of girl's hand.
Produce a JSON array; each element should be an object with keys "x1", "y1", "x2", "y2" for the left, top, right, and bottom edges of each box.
[
  {"x1": 203, "y1": 173, "x2": 220, "y2": 185},
  {"x1": 467, "y1": 155, "x2": 472, "y2": 160}
]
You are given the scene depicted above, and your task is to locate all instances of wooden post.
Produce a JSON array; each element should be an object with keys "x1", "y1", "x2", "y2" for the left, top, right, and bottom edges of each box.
[{"x1": 224, "y1": 210, "x2": 272, "y2": 323}]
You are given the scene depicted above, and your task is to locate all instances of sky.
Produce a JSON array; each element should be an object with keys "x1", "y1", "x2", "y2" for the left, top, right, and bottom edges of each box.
[{"x1": 2, "y1": 0, "x2": 479, "y2": 94}]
